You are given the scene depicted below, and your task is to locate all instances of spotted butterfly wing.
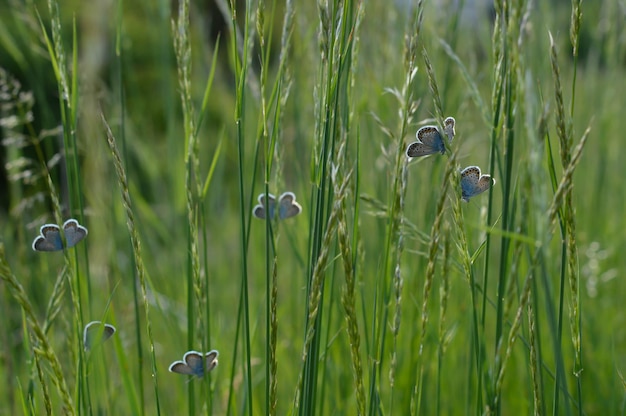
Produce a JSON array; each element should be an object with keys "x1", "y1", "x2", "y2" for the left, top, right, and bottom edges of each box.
[
  {"x1": 406, "y1": 126, "x2": 446, "y2": 158},
  {"x1": 460, "y1": 166, "x2": 495, "y2": 202}
]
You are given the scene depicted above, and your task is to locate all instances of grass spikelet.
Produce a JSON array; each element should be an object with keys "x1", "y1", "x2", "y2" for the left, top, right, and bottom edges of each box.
[
  {"x1": 421, "y1": 48, "x2": 445, "y2": 125},
  {"x1": 338, "y1": 203, "x2": 366, "y2": 415},
  {"x1": 43, "y1": 0, "x2": 69, "y2": 107},
  {"x1": 270, "y1": 256, "x2": 278, "y2": 415},
  {"x1": 42, "y1": 266, "x2": 69, "y2": 333},
  {"x1": 527, "y1": 301, "x2": 542, "y2": 416},
  {"x1": 389, "y1": 158, "x2": 408, "y2": 400},
  {"x1": 101, "y1": 114, "x2": 161, "y2": 414},
  {"x1": 570, "y1": 0, "x2": 583, "y2": 59},
  {"x1": 0, "y1": 246, "x2": 75, "y2": 415},
  {"x1": 546, "y1": 126, "x2": 590, "y2": 227},
  {"x1": 34, "y1": 352, "x2": 53, "y2": 415},
  {"x1": 549, "y1": 32, "x2": 572, "y2": 167}
]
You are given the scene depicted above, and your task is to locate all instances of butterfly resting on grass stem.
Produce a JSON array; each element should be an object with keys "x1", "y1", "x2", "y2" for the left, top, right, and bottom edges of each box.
[
  {"x1": 169, "y1": 350, "x2": 219, "y2": 378},
  {"x1": 253, "y1": 192, "x2": 302, "y2": 220},
  {"x1": 83, "y1": 321, "x2": 116, "y2": 352},
  {"x1": 32, "y1": 218, "x2": 88, "y2": 251},
  {"x1": 406, "y1": 117, "x2": 456, "y2": 158},
  {"x1": 460, "y1": 166, "x2": 495, "y2": 202}
]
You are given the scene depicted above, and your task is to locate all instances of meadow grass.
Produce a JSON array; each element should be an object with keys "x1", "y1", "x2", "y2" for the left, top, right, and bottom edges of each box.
[{"x1": 1, "y1": 0, "x2": 625, "y2": 414}]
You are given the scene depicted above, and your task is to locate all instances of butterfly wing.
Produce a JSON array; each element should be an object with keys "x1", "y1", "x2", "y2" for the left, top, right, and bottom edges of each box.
[
  {"x1": 63, "y1": 219, "x2": 88, "y2": 248},
  {"x1": 204, "y1": 350, "x2": 219, "y2": 373},
  {"x1": 461, "y1": 166, "x2": 494, "y2": 202},
  {"x1": 169, "y1": 361, "x2": 195, "y2": 375},
  {"x1": 406, "y1": 126, "x2": 445, "y2": 157},
  {"x1": 183, "y1": 351, "x2": 205, "y2": 377},
  {"x1": 476, "y1": 174, "x2": 495, "y2": 196},
  {"x1": 443, "y1": 117, "x2": 455, "y2": 142},
  {"x1": 278, "y1": 192, "x2": 302, "y2": 219},
  {"x1": 32, "y1": 224, "x2": 63, "y2": 251},
  {"x1": 253, "y1": 205, "x2": 267, "y2": 219},
  {"x1": 83, "y1": 321, "x2": 116, "y2": 351},
  {"x1": 460, "y1": 166, "x2": 480, "y2": 202},
  {"x1": 253, "y1": 193, "x2": 277, "y2": 219}
]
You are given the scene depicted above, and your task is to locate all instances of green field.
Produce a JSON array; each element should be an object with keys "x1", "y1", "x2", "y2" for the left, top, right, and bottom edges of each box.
[{"x1": 1, "y1": 0, "x2": 625, "y2": 414}]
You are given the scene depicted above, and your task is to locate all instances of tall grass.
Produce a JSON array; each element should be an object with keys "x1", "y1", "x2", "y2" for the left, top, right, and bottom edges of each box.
[{"x1": 1, "y1": 0, "x2": 624, "y2": 414}]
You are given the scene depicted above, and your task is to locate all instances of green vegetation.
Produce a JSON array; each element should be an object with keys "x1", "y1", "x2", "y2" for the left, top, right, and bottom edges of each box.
[{"x1": 1, "y1": 0, "x2": 624, "y2": 414}]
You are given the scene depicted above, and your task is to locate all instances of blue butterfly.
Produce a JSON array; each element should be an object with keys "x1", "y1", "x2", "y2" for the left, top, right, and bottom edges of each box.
[
  {"x1": 253, "y1": 192, "x2": 302, "y2": 220},
  {"x1": 32, "y1": 218, "x2": 88, "y2": 251},
  {"x1": 83, "y1": 321, "x2": 116, "y2": 352},
  {"x1": 406, "y1": 117, "x2": 455, "y2": 158},
  {"x1": 460, "y1": 166, "x2": 495, "y2": 202},
  {"x1": 169, "y1": 350, "x2": 219, "y2": 378}
]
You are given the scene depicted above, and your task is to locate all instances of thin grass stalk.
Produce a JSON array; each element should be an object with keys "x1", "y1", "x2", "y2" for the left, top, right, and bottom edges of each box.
[
  {"x1": 255, "y1": 1, "x2": 273, "y2": 409},
  {"x1": 264, "y1": 198, "x2": 273, "y2": 416},
  {"x1": 300, "y1": 1, "x2": 358, "y2": 413},
  {"x1": 318, "y1": 0, "x2": 363, "y2": 400},
  {"x1": 436, "y1": 232, "x2": 452, "y2": 415},
  {"x1": 293, "y1": 170, "x2": 353, "y2": 413},
  {"x1": 0, "y1": 246, "x2": 75, "y2": 415},
  {"x1": 317, "y1": 260, "x2": 339, "y2": 412},
  {"x1": 493, "y1": 0, "x2": 517, "y2": 380},
  {"x1": 269, "y1": 256, "x2": 278, "y2": 415},
  {"x1": 482, "y1": 5, "x2": 505, "y2": 371},
  {"x1": 492, "y1": 3, "x2": 526, "y2": 411},
  {"x1": 201, "y1": 213, "x2": 215, "y2": 416},
  {"x1": 101, "y1": 115, "x2": 161, "y2": 416},
  {"x1": 303, "y1": 2, "x2": 337, "y2": 409},
  {"x1": 226, "y1": 0, "x2": 255, "y2": 412}
]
